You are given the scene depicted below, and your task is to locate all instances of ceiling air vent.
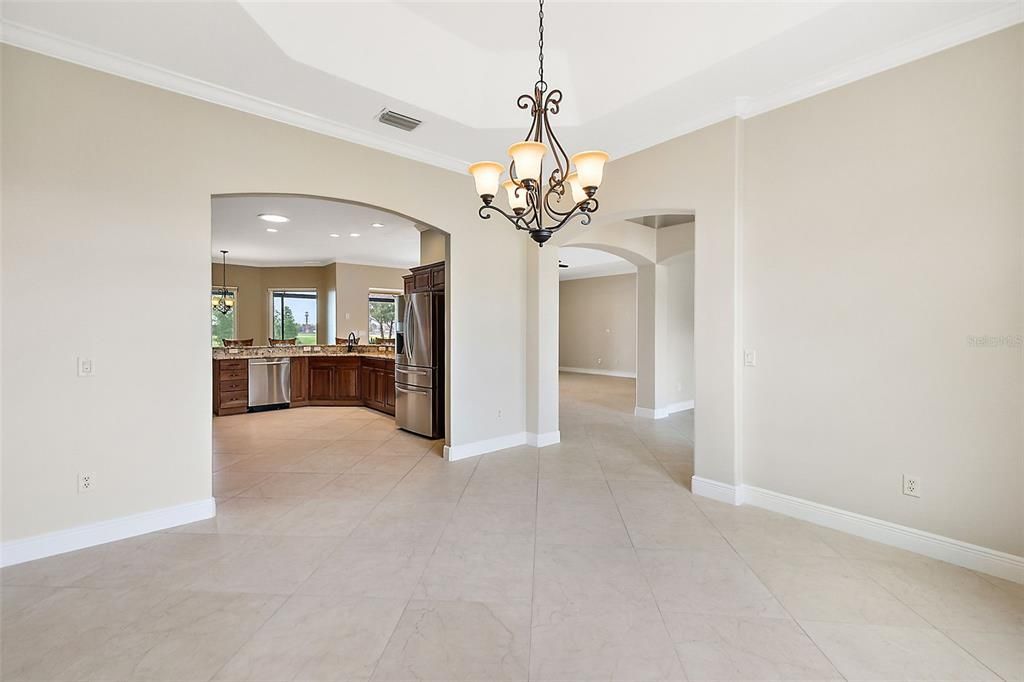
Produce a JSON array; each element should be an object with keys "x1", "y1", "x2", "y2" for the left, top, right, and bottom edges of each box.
[{"x1": 377, "y1": 109, "x2": 422, "y2": 132}]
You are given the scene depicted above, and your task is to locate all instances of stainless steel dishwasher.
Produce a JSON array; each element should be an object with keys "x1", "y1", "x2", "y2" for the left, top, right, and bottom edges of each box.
[{"x1": 247, "y1": 358, "x2": 291, "y2": 409}]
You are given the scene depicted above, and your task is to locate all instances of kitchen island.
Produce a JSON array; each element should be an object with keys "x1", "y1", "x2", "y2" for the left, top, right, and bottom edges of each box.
[{"x1": 212, "y1": 345, "x2": 395, "y2": 416}]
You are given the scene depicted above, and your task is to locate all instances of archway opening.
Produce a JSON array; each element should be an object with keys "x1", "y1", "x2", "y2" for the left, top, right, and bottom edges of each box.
[{"x1": 209, "y1": 193, "x2": 451, "y2": 500}]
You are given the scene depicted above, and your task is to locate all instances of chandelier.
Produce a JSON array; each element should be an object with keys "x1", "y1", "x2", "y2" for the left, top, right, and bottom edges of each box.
[
  {"x1": 212, "y1": 249, "x2": 234, "y2": 315},
  {"x1": 468, "y1": 0, "x2": 608, "y2": 247}
]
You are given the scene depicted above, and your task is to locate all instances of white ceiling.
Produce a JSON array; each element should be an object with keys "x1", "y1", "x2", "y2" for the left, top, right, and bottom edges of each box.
[
  {"x1": 2, "y1": 2, "x2": 1020, "y2": 172},
  {"x1": 211, "y1": 195, "x2": 421, "y2": 268},
  {"x1": 558, "y1": 246, "x2": 635, "y2": 281}
]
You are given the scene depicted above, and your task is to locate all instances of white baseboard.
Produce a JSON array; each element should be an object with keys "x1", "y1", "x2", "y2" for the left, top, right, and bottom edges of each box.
[
  {"x1": 444, "y1": 430, "x2": 563, "y2": 461},
  {"x1": 691, "y1": 476, "x2": 742, "y2": 505},
  {"x1": 0, "y1": 497, "x2": 216, "y2": 568},
  {"x1": 691, "y1": 477, "x2": 1024, "y2": 584},
  {"x1": 560, "y1": 366, "x2": 636, "y2": 379},
  {"x1": 527, "y1": 431, "x2": 561, "y2": 447},
  {"x1": 634, "y1": 401, "x2": 694, "y2": 420},
  {"x1": 444, "y1": 432, "x2": 527, "y2": 461}
]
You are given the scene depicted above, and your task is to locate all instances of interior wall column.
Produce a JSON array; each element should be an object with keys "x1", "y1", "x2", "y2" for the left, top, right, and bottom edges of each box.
[
  {"x1": 635, "y1": 262, "x2": 671, "y2": 418},
  {"x1": 526, "y1": 244, "x2": 561, "y2": 446}
]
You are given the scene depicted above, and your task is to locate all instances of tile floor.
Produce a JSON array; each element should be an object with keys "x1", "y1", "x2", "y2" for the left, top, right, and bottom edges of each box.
[{"x1": 2, "y1": 373, "x2": 1021, "y2": 680}]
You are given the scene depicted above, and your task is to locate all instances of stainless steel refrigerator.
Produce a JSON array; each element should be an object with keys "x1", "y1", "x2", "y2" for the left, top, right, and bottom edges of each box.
[{"x1": 395, "y1": 292, "x2": 443, "y2": 438}]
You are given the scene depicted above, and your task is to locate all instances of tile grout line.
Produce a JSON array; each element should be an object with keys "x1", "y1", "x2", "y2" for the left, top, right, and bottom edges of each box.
[
  {"x1": 689, "y1": 499, "x2": 851, "y2": 681},
  {"x1": 365, "y1": 446, "x2": 479, "y2": 682}
]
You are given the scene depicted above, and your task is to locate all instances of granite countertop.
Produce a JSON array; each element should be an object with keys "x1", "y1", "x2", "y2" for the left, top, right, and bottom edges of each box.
[{"x1": 213, "y1": 345, "x2": 395, "y2": 360}]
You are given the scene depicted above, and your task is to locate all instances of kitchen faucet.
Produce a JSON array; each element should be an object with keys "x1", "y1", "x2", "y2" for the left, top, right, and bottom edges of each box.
[{"x1": 346, "y1": 331, "x2": 357, "y2": 352}]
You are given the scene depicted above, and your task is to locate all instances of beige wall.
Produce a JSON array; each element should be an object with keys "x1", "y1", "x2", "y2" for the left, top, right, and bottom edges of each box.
[
  {"x1": 420, "y1": 228, "x2": 447, "y2": 265},
  {"x1": 334, "y1": 262, "x2": 407, "y2": 342},
  {"x1": 664, "y1": 252, "x2": 695, "y2": 406},
  {"x1": 559, "y1": 274, "x2": 637, "y2": 375},
  {"x1": 741, "y1": 26, "x2": 1023, "y2": 555},
  {"x1": 211, "y1": 262, "x2": 333, "y2": 344},
  {"x1": 2, "y1": 45, "x2": 527, "y2": 545},
  {"x1": 539, "y1": 26, "x2": 1022, "y2": 556}
]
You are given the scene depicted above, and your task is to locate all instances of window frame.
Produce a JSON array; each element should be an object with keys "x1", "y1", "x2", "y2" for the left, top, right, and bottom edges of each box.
[
  {"x1": 268, "y1": 287, "x2": 319, "y2": 345},
  {"x1": 367, "y1": 289, "x2": 400, "y2": 344}
]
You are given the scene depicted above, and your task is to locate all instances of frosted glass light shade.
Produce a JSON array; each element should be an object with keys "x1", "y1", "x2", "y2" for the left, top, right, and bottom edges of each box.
[
  {"x1": 508, "y1": 141, "x2": 547, "y2": 184},
  {"x1": 503, "y1": 180, "x2": 529, "y2": 213},
  {"x1": 468, "y1": 161, "x2": 503, "y2": 199},
  {"x1": 565, "y1": 172, "x2": 588, "y2": 204},
  {"x1": 571, "y1": 150, "x2": 609, "y2": 191}
]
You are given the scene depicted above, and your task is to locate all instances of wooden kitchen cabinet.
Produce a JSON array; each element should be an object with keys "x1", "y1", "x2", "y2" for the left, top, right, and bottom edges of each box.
[
  {"x1": 290, "y1": 356, "x2": 309, "y2": 406},
  {"x1": 214, "y1": 355, "x2": 394, "y2": 416},
  {"x1": 213, "y1": 359, "x2": 248, "y2": 416},
  {"x1": 404, "y1": 261, "x2": 445, "y2": 294}
]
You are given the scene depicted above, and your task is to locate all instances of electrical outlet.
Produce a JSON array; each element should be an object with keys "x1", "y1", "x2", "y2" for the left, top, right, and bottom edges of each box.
[
  {"x1": 597, "y1": 358, "x2": 603, "y2": 365},
  {"x1": 902, "y1": 474, "x2": 920, "y2": 498},
  {"x1": 78, "y1": 472, "x2": 96, "y2": 494},
  {"x1": 497, "y1": 408, "x2": 503, "y2": 420},
  {"x1": 77, "y1": 357, "x2": 95, "y2": 377}
]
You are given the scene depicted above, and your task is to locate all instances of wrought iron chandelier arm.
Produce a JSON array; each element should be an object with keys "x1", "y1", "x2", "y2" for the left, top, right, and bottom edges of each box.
[{"x1": 478, "y1": 203, "x2": 533, "y2": 232}]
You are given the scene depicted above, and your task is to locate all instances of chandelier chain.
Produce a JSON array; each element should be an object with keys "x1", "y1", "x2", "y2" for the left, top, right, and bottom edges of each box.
[{"x1": 537, "y1": 0, "x2": 544, "y2": 85}]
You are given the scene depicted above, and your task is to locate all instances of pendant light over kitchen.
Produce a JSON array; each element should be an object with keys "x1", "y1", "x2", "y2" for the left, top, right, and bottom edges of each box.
[{"x1": 212, "y1": 250, "x2": 234, "y2": 315}]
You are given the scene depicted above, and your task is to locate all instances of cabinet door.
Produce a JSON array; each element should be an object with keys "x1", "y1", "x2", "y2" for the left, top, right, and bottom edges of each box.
[
  {"x1": 360, "y1": 366, "x2": 373, "y2": 403},
  {"x1": 309, "y1": 366, "x2": 335, "y2": 401},
  {"x1": 384, "y1": 371, "x2": 396, "y2": 410},
  {"x1": 336, "y1": 366, "x2": 360, "y2": 400},
  {"x1": 290, "y1": 357, "x2": 309, "y2": 403},
  {"x1": 374, "y1": 369, "x2": 387, "y2": 405}
]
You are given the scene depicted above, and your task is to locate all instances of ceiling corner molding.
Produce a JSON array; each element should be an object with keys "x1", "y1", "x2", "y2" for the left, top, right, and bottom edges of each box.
[
  {"x1": 743, "y1": 1, "x2": 1024, "y2": 119},
  {"x1": 0, "y1": 19, "x2": 470, "y2": 174}
]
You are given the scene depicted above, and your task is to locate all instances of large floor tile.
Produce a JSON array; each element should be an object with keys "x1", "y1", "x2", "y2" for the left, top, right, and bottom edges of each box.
[
  {"x1": 530, "y1": 603, "x2": 685, "y2": 681},
  {"x1": 414, "y1": 536, "x2": 535, "y2": 603},
  {"x1": 746, "y1": 553, "x2": 930, "y2": 627},
  {"x1": 637, "y1": 548, "x2": 788, "y2": 619},
  {"x1": 801, "y1": 621, "x2": 1001, "y2": 681},
  {"x1": 297, "y1": 542, "x2": 433, "y2": 600},
  {"x1": 215, "y1": 594, "x2": 406, "y2": 681},
  {"x1": 186, "y1": 535, "x2": 341, "y2": 594},
  {"x1": 943, "y1": 629, "x2": 1024, "y2": 681},
  {"x1": 533, "y1": 545, "x2": 656, "y2": 620},
  {"x1": 372, "y1": 600, "x2": 531, "y2": 681},
  {"x1": 663, "y1": 612, "x2": 842, "y2": 681},
  {"x1": 536, "y1": 500, "x2": 632, "y2": 548}
]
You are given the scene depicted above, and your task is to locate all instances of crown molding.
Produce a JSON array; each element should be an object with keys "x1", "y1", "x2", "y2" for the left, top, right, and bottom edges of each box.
[
  {"x1": 613, "y1": 2, "x2": 1024, "y2": 159},
  {"x1": 0, "y1": 20, "x2": 470, "y2": 174},
  {"x1": 3, "y1": 4, "x2": 1022, "y2": 168},
  {"x1": 743, "y1": 1, "x2": 1024, "y2": 119}
]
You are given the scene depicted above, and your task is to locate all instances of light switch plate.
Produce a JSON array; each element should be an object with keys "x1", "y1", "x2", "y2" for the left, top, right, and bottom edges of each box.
[
  {"x1": 77, "y1": 357, "x2": 95, "y2": 377},
  {"x1": 743, "y1": 350, "x2": 757, "y2": 367}
]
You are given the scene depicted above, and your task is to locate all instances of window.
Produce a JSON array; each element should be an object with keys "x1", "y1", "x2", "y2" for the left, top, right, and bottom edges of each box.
[
  {"x1": 211, "y1": 287, "x2": 237, "y2": 347},
  {"x1": 368, "y1": 291, "x2": 398, "y2": 344},
  {"x1": 269, "y1": 289, "x2": 317, "y2": 344}
]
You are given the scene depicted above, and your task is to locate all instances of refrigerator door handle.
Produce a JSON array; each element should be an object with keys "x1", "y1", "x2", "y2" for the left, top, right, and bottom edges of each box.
[
  {"x1": 406, "y1": 299, "x2": 415, "y2": 358},
  {"x1": 396, "y1": 384, "x2": 429, "y2": 395}
]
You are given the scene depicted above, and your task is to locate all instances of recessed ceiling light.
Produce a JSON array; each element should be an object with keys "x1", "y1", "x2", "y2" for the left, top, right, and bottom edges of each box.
[
  {"x1": 258, "y1": 213, "x2": 289, "y2": 223},
  {"x1": 350, "y1": 233, "x2": 361, "y2": 238},
  {"x1": 266, "y1": 227, "x2": 278, "y2": 233},
  {"x1": 371, "y1": 223, "x2": 384, "y2": 228},
  {"x1": 329, "y1": 233, "x2": 340, "y2": 238}
]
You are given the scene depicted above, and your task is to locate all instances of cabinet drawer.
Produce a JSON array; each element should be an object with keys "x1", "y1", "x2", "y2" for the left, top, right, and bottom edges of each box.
[
  {"x1": 219, "y1": 378, "x2": 248, "y2": 393},
  {"x1": 219, "y1": 390, "x2": 248, "y2": 407},
  {"x1": 430, "y1": 267, "x2": 444, "y2": 289},
  {"x1": 219, "y1": 369, "x2": 248, "y2": 382},
  {"x1": 414, "y1": 272, "x2": 430, "y2": 290},
  {"x1": 218, "y1": 360, "x2": 247, "y2": 371}
]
